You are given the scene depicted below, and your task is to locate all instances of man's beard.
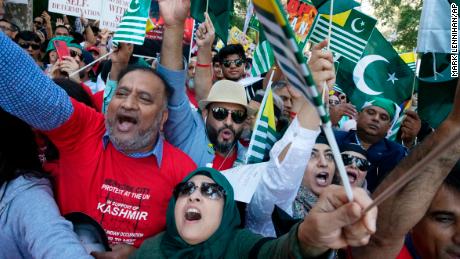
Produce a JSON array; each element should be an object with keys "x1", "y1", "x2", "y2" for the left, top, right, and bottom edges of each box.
[
  {"x1": 105, "y1": 114, "x2": 162, "y2": 153},
  {"x1": 207, "y1": 123, "x2": 242, "y2": 154}
]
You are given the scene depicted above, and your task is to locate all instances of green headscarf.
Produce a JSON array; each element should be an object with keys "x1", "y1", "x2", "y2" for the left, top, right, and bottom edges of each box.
[
  {"x1": 46, "y1": 36, "x2": 82, "y2": 53},
  {"x1": 160, "y1": 167, "x2": 241, "y2": 259},
  {"x1": 361, "y1": 97, "x2": 396, "y2": 121}
]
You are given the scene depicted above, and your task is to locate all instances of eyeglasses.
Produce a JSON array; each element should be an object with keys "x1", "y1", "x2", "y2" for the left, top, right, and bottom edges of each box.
[
  {"x1": 70, "y1": 50, "x2": 82, "y2": 59},
  {"x1": 174, "y1": 181, "x2": 226, "y2": 200},
  {"x1": 211, "y1": 107, "x2": 247, "y2": 124},
  {"x1": 33, "y1": 20, "x2": 43, "y2": 26},
  {"x1": 222, "y1": 59, "x2": 244, "y2": 68},
  {"x1": 19, "y1": 42, "x2": 40, "y2": 50},
  {"x1": 341, "y1": 153, "x2": 371, "y2": 171}
]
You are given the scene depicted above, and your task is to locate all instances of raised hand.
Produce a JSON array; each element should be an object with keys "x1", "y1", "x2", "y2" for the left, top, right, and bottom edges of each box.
[
  {"x1": 308, "y1": 40, "x2": 335, "y2": 90},
  {"x1": 158, "y1": 0, "x2": 190, "y2": 27},
  {"x1": 56, "y1": 18, "x2": 65, "y2": 27},
  {"x1": 298, "y1": 185, "x2": 377, "y2": 256},
  {"x1": 195, "y1": 13, "x2": 215, "y2": 49}
]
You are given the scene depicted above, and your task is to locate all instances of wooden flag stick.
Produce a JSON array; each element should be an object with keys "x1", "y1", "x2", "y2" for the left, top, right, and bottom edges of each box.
[
  {"x1": 327, "y1": 0, "x2": 334, "y2": 51},
  {"x1": 364, "y1": 128, "x2": 460, "y2": 213},
  {"x1": 69, "y1": 49, "x2": 114, "y2": 77},
  {"x1": 206, "y1": 0, "x2": 209, "y2": 14}
]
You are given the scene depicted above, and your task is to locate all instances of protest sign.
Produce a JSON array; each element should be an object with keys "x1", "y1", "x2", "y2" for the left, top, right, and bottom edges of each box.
[
  {"x1": 285, "y1": 0, "x2": 317, "y2": 46},
  {"x1": 229, "y1": 26, "x2": 254, "y2": 51},
  {"x1": 100, "y1": 0, "x2": 131, "y2": 32},
  {"x1": 48, "y1": 0, "x2": 102, "y2": 20}
]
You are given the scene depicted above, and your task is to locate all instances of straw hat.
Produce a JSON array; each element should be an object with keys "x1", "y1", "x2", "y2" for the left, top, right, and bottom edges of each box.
[{"x1": 198, "y1": 80, "x2": 254, "y2": 114}]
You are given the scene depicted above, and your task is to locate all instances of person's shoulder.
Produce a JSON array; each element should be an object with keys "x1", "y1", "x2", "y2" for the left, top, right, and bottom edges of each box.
[
  {"x1": 131, "y1": 232, "x2": 165, "y2": 259},
  {"x1": 384, "y1": 138, "x2": 406, "y2": 153},
  {"x1": 162, "y1": 140, "x2": 197, "y2": 167}
]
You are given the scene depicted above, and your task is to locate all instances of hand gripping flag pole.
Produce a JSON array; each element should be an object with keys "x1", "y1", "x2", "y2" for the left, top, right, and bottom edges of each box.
[{"x1": 252, "y1": 0, "x2": 354, "y2": 201}]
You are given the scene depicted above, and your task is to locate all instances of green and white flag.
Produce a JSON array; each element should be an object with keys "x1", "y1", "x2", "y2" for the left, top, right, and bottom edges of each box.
[
  {"x1": 308, "y1": 9, "x2": 376, "y2": 63},
  {"x1": 336, "y1": 29, "x2": 414, "y2": 108},
  {"x1": 251, "y1": 41, "x2": 275, "y2": 76},
  {"x1": 112, "y1": 0, "x2": 151, "y2": 45},
  {"x1": 246, "y1": 85, "x2": 278, "y2": 164}
]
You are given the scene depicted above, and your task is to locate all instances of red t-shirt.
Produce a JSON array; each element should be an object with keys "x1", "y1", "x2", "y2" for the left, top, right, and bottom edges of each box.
[
  {"x1": 45, "y1": 99, "x2": 197, "y2": 247},
  {"x1": 212, "y1": 150, "x2": 237, "y2": 171}
]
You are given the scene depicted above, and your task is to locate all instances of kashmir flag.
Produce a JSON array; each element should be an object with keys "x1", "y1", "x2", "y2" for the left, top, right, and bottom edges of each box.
[
  {"x1": 310, "y1": 0, "x2": 360, "y2": 14},
  {"x1": 399, "y1": 52, "x2": 417, "y2": 73},
  {"x1": 387, "y1": 98, "x2": 412, "y2": 141},
  {"x1": 417, "y1": 0, "x2": 458, "y2": 54},
  {"x1": 251, "y1": 41, "x2": 275, "y2": 76},
  {"x1": 246, "y1": 86, "x2": 278, "y2": 164},
  {"x1": 191, "y1": 0, "x2": 233, "y2": 42},
  {"x1": 112, "y1": 0, "x2": 151, "y2": 45},
  {"x1": 308, "y1": 9, "x2": 376, "y2": 64},
  {"x1": 336, "y1": 29, "x2": 414, "y2": 108}
]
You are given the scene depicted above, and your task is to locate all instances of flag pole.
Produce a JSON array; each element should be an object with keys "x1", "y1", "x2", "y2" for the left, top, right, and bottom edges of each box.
[
  {"x1": 69, "y1": 49, "x2": 114, "y2": 77},
  {"x1": 206, "y1": 0, "x2": 209, "y2": 14},
  {"x1": 322, "y1": 0, "x2": 355, "y2": 202}
]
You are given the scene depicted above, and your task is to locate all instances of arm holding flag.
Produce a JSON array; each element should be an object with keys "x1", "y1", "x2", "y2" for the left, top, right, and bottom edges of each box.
[
  {"x1": 193, "y1": 12, "x2": 215, "y2": 103},
  {"x1": 350, "y1": 82, "x2": 460, "y2": 259},
  {"x1": 159, "y1": 0, "x2": 215, "y2": 166}
]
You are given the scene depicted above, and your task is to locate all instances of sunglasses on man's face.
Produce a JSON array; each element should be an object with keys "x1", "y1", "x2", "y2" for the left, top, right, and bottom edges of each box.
[
  {"x1": 211, "y1": 107, "x2": 247, "y2": 124},
  {"x1": 341, "y1": 153, "x2": 371, "y2": 171},
  {"x1": 222, "y1": 59, "x2": 244, "y2": 68},
  {"x1": 174, "y1": 181, "x2": 226, "y2": 200},
  {"x1": 34, "y1": 20, "x2": 43, "y2": 26},
  {"x1": 19, "y1": 42, "x2": 40, "y2": 50}
]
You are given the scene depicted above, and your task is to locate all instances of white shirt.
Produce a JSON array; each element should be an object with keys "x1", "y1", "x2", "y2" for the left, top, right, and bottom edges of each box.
[{"x1": 223, "y1": 117, "x2": 319, "y2": 237}]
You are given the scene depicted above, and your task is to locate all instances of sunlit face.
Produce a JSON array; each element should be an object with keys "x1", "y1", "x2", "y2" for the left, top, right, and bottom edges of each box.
[
  {"x1": 357, "y1": 106, "x2": 392, "y2": 140},
  {"x1": 302, "y1": 143, "x2": 336, "y2": 196},
  {"x1": 329, "y1": 95, "x2": 340, "y2": 107},
  {"x1": 341, "y1": 151, "x2": 368, "y2": 188},
  {"x1": 55, "y1": 27, "x2": 70, "y2": 37},
  {"x1": 174, "y1": 175, "x2": 225, "y2": 245},
  {"x1": 202, "y1": 102, "x2": 246, "y2": 154},
  {"x1": 412, "y1": 185, "x2": 460, "y2": 259},
  {"x1": 274, "y1": 86, "x2": 292, "y2": 118},
  {"x1": 213, "y1": 62, "x2": 224, "y2": 81},
  {"x1": 106, "y1": 70, "x2": 168, "y2": 154},
  {"x1": 188, "y1": 57, "x2": 197, "y2": 79},
  {"x1": 221, "y1": 54, "x2": 245, "y2": 81},
  {"x1": 241, "y1": 100, "x2": 260, "y2": 140}
]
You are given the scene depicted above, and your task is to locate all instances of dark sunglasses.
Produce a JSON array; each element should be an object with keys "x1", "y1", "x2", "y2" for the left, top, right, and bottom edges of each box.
[
  {"x1": 211, "y1": 107, "x2": 247, "y2": 124},
  {"x1": 174, "y1": 181, "x2": 226, "y2": 200},
  {"x1": 222, "y1": 59, "x2": 244, "y2": 68},
  {"x1": 70, "y1": 50, "x2": 82, "y2": 58},
  {"x1": 341, "y1": 153, "x2": 371, "y2": 171},
  {"x1": 33, "y1": 21, "x2": 43, "y2": 25},
  {"x1": 19, "y1": 42, "x2": 40, "y2": 50}
]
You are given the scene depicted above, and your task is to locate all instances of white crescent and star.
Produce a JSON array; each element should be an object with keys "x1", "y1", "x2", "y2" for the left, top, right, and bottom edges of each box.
[
  {"x1": 128, "y1": 0, "x2": 140, "y2": 13},
  {"x1": 351, "y1": 18, "x2": 365, "y2": 33},
  {"x1": 387, "y1": 72, "x2": 399, "y2": 84},
  {"x1": 353, "y1": 55, "x2": 388, "y2": 96}
]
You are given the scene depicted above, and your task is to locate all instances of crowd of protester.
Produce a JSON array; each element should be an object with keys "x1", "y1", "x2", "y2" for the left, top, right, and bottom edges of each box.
[{"x1": 0, "y1": 1, "x2": 459, "y2": 258}]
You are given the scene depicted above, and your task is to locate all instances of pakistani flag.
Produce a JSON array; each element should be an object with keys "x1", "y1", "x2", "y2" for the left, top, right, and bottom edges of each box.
[
  {"x1": 112, "y1": 0, "x2": 151, "y2": 45},
  {"x1": 336, "y1": 29, "x2": 414, "y2": 108},
  {"x1": 191, "y1": 0, "x2": 233, "y2": 42},
  {"x1": 399, "y1": 52, "x2": 417, "y2": 73},
  {"x1": 251, "y1": 41, "x2": 275, "y2": 76},
  {"x1": 418, "y1": 53, "x2": 458, "y2": 128},
  {"x1": 308, "y1": 9, "x2": 376, "y2": 64},
  {"x1": 246, "y1": 86, "x2": 278, "y2": 164},
  {"x1": 387, "y1": 98, "x2": 412, "y2": 141}
]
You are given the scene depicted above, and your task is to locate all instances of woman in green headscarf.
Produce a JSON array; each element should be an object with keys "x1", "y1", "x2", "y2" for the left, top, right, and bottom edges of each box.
[{"x1": 131, "y1": 167, "x2": 310, "y2": 258}]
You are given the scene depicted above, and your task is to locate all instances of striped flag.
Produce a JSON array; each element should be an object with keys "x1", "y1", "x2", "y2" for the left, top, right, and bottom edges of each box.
[
  {"x1": 308, "y1": 9, "x2": 376, "y2": 63},
  {"x1": 387, "y1": 99, "x2": 411, "y2": 141},
  {"x1": 112, "y1": 0, "x2": 151, "y2": 45},
  {"x1": 399, "y1": 52, "x2": 417, "y2": 73},
  {"x1": 251, "y1": 41, "x2": 275, "y2": 76},
  {"x1": 246, "y1": 86, "x2": 278, "y2": 164},
  {"x1": 252, "y1": 0, "x2": 329, "y2": 124}
]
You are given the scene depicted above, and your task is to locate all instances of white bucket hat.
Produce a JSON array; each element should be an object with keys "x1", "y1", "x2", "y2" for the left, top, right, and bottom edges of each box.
[{"x1": 198, "y1": 80, "x2": 255, "y2": 114}]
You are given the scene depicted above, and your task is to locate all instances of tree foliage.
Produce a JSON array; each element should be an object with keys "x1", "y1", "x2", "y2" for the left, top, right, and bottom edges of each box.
[{"x1": 368, "y1": 0, "x2": 422, "y2": 52}]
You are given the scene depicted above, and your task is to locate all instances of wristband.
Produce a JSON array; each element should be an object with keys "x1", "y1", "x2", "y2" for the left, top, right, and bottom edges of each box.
[{"x1": 196, "y1": 63, "x2": 211, "y2": 68}]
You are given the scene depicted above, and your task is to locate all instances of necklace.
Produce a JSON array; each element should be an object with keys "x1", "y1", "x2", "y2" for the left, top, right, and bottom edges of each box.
[{"x1": 216, "y1": 144, "x2": 236, "y2": 171}]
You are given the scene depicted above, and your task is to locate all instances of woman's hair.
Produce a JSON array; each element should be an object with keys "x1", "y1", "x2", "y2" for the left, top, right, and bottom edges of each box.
[
  {"x1": 0, "y1": 109, "x2": 47, "y2": 186},
  {"x1": 53, "y1": 78, "x2": 95, "y2": 108}
]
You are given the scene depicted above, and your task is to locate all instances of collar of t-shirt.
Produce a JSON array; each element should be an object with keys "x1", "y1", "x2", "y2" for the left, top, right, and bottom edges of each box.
[
  {"x1": 212, "y1": 150, "x2": 238, "y2": 171},
  {"x1": 102, "y1": 131, "x2": 163, "y2": 166}
]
